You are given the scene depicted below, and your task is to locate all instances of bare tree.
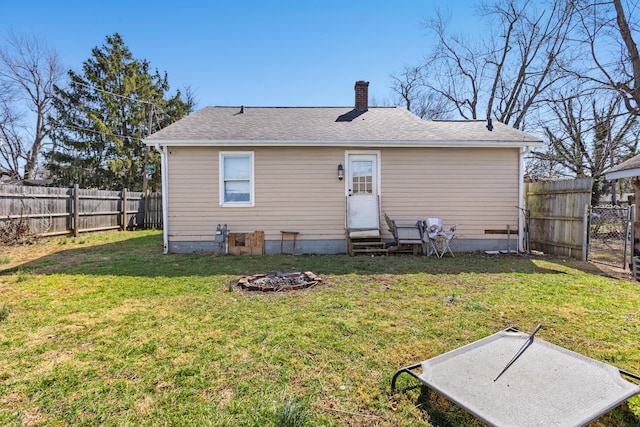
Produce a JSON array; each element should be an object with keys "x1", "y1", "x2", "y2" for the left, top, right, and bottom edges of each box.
[
  {"x1": 391, "y1": 66, "x2": 422, "y2": 113},
  {"x1": 0, "y1": 93, "x2": 24, "y2": 178},
  {"x1": 530, "y1": 90, "x2": 637, "y2": 200},
  {"x1": 484, "y1": 0, "x2": 577, "y2": 128},
  {"x1": 424, "y1": 10, "x2": 485, "y2": 120},
  {"x1": 0, "y1": 32, "x2": 63, "y2": 180},
  {"x1": 392, "y1": 0, "x2": 639, "y2": 184},
  {"x1": 421, "y1": 0, "x2": 576, "y2": 130},
  {"x1": 572, "y1": 0, "x2": 640, "y2": 115},
  {"x1": 390, "y1": 65, "x2": 451, "y2": 119},
  {"x1": 613, "y1": 0, "x2": 640, "y2": 114}
]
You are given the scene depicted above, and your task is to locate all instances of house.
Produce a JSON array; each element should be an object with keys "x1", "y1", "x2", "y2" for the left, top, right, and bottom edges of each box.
[
  {"x1": 605, "y1": 153, "x2": 640, "y2": 181},
  {"x1": 144, "y1": 81, "x2": 543, "y2": 254},
  {"x1": 604, "y1": 153, "x2": 640, "y2": 259},
  {"x1": 605, "y1": 154, "x2": 640, "y2": 206}
]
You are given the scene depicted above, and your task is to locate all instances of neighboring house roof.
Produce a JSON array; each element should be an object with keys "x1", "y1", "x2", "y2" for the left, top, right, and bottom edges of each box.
[
  {"x1": 145, "y1": 106, "x2": 543, "y2": 148},
  {"x1": 605, "y1": 153, "x2": 640, "y2": 180}
]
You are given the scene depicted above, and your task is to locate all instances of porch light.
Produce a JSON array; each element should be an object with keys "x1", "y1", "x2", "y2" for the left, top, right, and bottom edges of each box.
[{"x1": 338, "y1": 163, "x2": 344, "y2": 180}]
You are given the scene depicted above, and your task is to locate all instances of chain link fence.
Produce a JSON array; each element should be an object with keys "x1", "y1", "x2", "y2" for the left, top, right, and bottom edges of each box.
[{"x1": 587, "y1": 205, "x2": 633, "y2": 269}]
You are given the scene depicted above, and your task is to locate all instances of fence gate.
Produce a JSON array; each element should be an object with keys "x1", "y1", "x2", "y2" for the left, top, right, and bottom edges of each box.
[
  {"x1": 587, "y1": 205, "x2": 634, "y2": 269},
  {"x1": 525, "y1": 178, "x2": 593, "y2": 260}
]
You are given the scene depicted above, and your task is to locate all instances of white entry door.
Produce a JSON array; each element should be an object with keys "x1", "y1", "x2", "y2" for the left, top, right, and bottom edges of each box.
[{"x1": 347, "y1": 153, "x2": 379, "y2": 229}]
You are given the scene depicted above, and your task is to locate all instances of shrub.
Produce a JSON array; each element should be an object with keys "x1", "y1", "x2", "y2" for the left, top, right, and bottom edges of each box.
[{"x1": 0, "y1": 216, "x2": 36, "y2": 245}]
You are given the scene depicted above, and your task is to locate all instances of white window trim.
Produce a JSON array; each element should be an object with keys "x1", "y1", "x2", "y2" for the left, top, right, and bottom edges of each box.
[{"x1": 219, "y1": 151, "x2": 255, "y2": 207}]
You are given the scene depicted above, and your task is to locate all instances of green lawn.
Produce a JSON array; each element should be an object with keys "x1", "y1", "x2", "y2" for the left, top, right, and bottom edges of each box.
[{"x1": 0, "y1": 230, "x2": 638, "y2": 426}]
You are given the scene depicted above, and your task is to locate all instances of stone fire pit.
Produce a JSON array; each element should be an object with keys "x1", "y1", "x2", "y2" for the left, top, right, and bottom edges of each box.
[{"x1": 237, "y1": 271, "x2": 321, "y2": 292}]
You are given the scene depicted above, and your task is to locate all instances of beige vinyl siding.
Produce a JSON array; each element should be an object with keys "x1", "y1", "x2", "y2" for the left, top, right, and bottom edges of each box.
[
  {"x1": 380, "y1": 147, "x2": 519, "y2": 240},
  {"x1": 166, "y1": 145, "x2": 520, "y2": 244},
  {"x1": 165, "y1": 148, "x2": 217, "y2": 240},
  {"x1": 167, "y1": 146, "x2": 346, "y2": 241}
]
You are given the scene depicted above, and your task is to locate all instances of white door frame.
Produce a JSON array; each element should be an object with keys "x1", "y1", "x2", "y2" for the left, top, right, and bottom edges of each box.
[{"x1": 345, "y1": 150, "x2": 381, "y2": 230}]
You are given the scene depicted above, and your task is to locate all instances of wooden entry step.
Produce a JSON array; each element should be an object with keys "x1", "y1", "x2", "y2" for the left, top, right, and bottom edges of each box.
[{"x1": 347, "y1": 229, "x2": 388, "y2": 256}]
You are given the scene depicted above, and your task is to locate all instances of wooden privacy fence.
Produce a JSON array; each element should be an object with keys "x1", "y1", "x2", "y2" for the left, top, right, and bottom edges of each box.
[
  {"x1": 144, "y1": 191, "x2": 163, "y2": 230},
  {"x1": 0, "y1": 184, "x2": 162, "y2": 238},
  {"x1": 525, "y1": 178, "x2": 593, "y2": 260}
]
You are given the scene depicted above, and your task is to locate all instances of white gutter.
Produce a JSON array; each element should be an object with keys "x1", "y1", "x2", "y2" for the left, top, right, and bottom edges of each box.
[
  {"x1": 155, "y1": 143, "x2": 170, "y2": 254},
  {"x1": 605, "y1": 168, "x2": 640, "y2": 180},
  {"x1": 144, "y1": 139, "x2": 543, "y2": 149},
  {"x1": 518, "y1": 146, "x2": 532, "y2": 253}
]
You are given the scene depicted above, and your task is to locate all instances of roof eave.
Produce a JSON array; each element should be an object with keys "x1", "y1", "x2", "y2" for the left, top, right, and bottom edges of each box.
[
  {"x1": 144, "y1": 138, "x2": 543, "y2": 148},
  {"x1": 605, "y1": 168, "x2": 640, "y2": 180}
]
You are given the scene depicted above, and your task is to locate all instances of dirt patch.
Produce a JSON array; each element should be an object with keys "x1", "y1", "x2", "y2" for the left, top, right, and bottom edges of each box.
[{"x1": 591, "y1": 262, "x2": 633, "y2": 280}]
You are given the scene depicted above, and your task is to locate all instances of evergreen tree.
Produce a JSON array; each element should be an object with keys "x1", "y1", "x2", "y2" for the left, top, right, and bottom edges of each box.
[{"x1": 47, "y1": 33, "x2": 193, "y2": 190}]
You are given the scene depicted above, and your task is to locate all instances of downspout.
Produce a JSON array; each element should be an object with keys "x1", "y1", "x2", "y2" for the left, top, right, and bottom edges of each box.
[
  {"x1": 155, "y1": 143, "x2": 170, "y2": 254},
  {"x1": 518, "y1": 146, "x2": 531, "y2": 253}
]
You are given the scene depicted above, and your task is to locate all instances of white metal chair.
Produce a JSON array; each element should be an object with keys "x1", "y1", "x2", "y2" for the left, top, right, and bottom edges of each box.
[{"x1": 422, "y1": 217, "x2": 456, "y2": 257}]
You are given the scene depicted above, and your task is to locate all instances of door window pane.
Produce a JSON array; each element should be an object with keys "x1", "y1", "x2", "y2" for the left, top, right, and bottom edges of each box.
[{"x1": 352, "y1": 160, "x2": 373, "y2": 194}]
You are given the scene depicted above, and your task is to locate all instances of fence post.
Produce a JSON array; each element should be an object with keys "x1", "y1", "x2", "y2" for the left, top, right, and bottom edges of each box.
[
  {"x1": 73, "y1": 184, "x2": 80, "y2": 237},
  {"x1": 144, "y1": 189, "x2": 149, "y2": 229},
  {"x1": 582, "y1": 203, "x2": 589, "y2": 261},
  {"x1": 631, "y1": 204, "x2": 636, "y2": 260},
  {"x1": 624, "y1": 204, "x2": 635, "y2": 270},
  {"x1": 121, "y1": 188, "x2": 128, "y2": 231}
]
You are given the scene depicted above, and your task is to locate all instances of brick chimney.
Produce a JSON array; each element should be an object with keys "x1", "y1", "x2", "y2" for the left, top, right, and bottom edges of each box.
[{"x1": 354, "y1": 80, "x2": 369, "y2": 110}]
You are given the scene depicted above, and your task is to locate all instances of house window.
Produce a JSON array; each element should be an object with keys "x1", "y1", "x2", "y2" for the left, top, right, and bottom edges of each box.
[{"x1": 220, "y1": 152, "x2": 254, "y2": 207}]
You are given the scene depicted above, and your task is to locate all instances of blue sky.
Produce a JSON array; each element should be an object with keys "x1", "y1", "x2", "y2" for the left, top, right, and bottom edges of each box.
[{"x1": 1, "y1": 0, "x2": 481, "y2": 109}]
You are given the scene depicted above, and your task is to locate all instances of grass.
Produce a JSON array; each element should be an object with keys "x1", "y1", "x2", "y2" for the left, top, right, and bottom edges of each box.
[
  {"x1": 0, "y1": 230, "x2": 638, "y2": 426},
  {"x1": 0, "y1": 304, "x2": 11, "y2": 322},
  {"x1": 275, "y1": 396, "x2": 310, "y2": 427}
]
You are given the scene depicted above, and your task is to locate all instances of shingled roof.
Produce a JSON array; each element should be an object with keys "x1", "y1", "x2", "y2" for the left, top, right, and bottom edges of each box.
[
  {"x1": 605, "y1": 153, "x2": 640, "y2": 180},
  {"x1": 145, "y1": 106, "x2": 543, "y2": 148}
]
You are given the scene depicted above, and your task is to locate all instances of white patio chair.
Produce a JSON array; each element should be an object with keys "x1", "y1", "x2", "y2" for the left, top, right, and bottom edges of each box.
[{"x1": 423, "y1": 217, "x2": 456, "y2": 258}]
